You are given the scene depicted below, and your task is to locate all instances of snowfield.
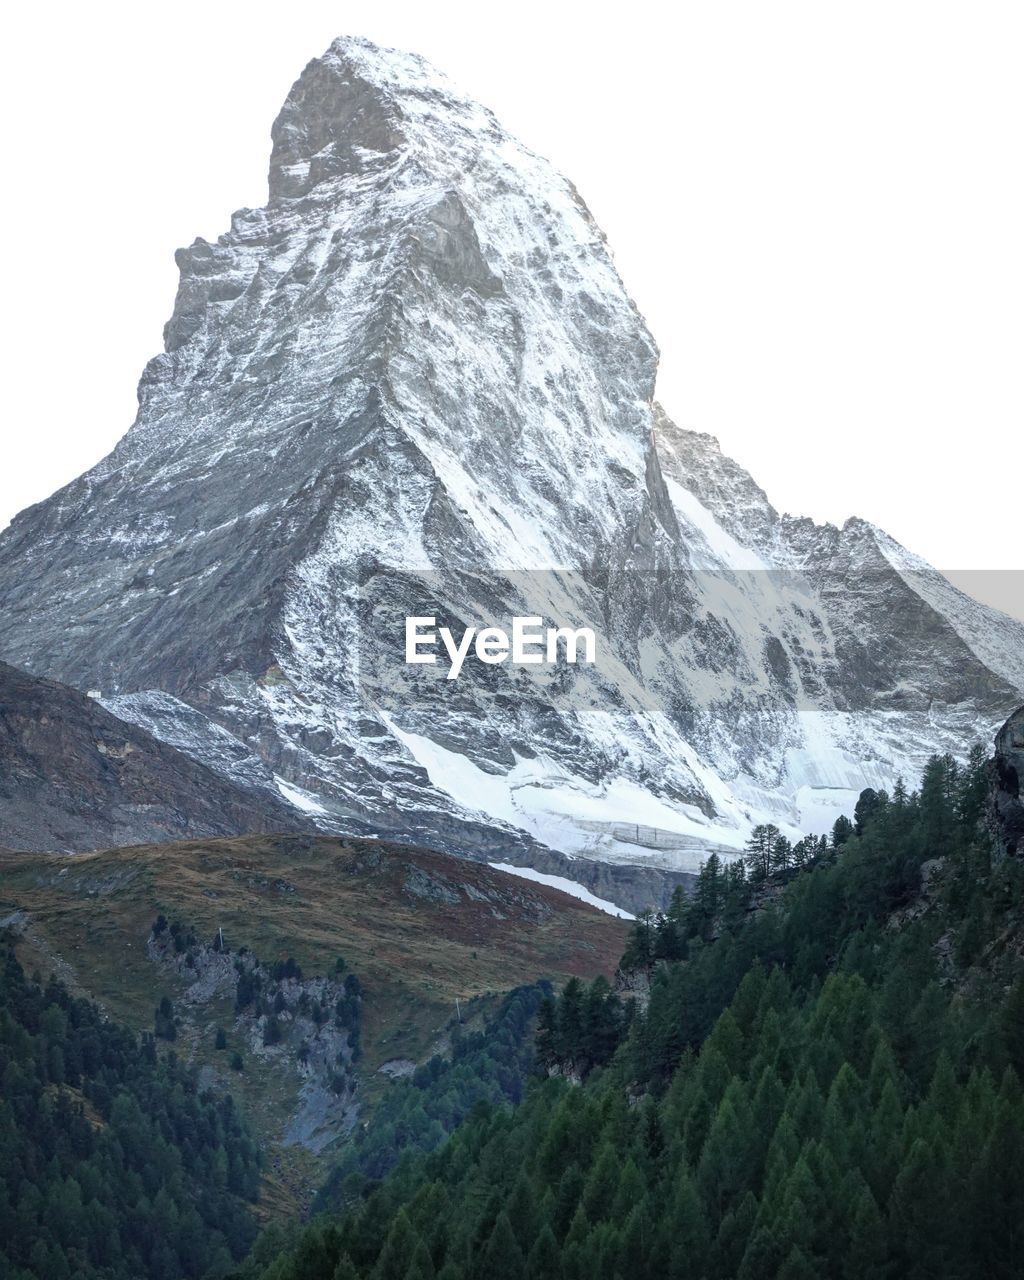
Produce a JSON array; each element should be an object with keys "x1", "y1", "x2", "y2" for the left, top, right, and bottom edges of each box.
[{"x1": 0, "y1": 37, "x2": 1020, "y2": 911}]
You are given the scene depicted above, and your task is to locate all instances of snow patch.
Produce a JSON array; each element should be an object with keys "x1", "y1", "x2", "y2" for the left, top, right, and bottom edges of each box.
[
  {"x1": 489, "y1": 862, "x2": 634, "y2": 919},
  {"x1": 274, "y1": 777, "x2": 330, "y2": 815}
]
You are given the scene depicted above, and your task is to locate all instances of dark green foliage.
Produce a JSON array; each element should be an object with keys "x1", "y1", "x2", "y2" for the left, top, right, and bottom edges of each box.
[
  {"x1": 242, "y1": 744, "x2": 1024, "y2": 1279},
  {"x1": 618, "y1": 854, "x2": 751, "y2": 977},
  {"x1": 153, "y1": 993, "x2": 176, "y2": 1041},
  {"x1": 168, "y1": 918, "x2": 198, "y2": 954},
  {"x1": 229, "y1": 943, "x2": 362, "y2": 1068},
  {"x1": 271, "y1": 957, "x2": 303, "y2": 983},
  {"x1": 235, "y1": 967, "x2": 262, "y2": 1012},
  {"x1": 314, "y1": 985, "x2": 546, "y2": 1212},
  {"x1": 0, "y1": 944, "x2": 259, "y2": 1279},
  {"x1": 535, "y1": 976, "x2": 627, "y2": 1077},
  {"x1": 335, "y1": 977, "x2": 362, "y2": 1031},
  {"x1": 745, "y1": 824, "x2": 781, "y2": 881},
  {"x1": 854, "y1": 787, "x2": 886, "y2": 836}
]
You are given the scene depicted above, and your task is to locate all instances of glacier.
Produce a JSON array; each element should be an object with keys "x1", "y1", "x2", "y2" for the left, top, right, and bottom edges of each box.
[{"x1": 0, "y1": 36, "x2": 1020, "y2": 910}]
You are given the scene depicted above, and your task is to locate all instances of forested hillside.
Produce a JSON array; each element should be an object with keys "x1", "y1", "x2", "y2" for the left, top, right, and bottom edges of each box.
[
  {"x1": 0, "y1": 834, "x2": 627, "y2": 1217},
  {"x1": 313, "y1": 983, "x2": 546, "y2": 1218},
  {"x1": 0, "y1": 946, "x2": 261, "y2": 1280},
  {"x1": 240, "y1": 741, "x2": 1024, "y2": 1279}
]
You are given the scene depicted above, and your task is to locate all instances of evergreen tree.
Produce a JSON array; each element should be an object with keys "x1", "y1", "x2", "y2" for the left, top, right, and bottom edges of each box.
[
  {"x1": 237, "y1": 740, "x2": 1024, "y2": 1280},
  {"x1": 854, "y1": 788, "x2": 885, "y2": 836},
  {"x1": 744, "y1": 825, "x2": 780, "y2": 881},
  {"x1": 525, "y1": 1223, "x2": 560, "y2": 1280},
  {"x1": 478, "y1": 1212, "x2": 525, "y2": 1280},
  {"x1": 772, "y1": 836, "x2": 793, "y2": 874}
]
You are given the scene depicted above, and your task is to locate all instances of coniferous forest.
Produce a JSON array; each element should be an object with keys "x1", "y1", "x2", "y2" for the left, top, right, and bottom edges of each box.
[
  {"x1": 0, "y1": 948, "x2": 261, "y2": 1280},
  {"x1": 233, "y1": 747, "x2": 1024, "y2": 1280},
  {"x1": 4, "y1": 743, "x2": 1024, "y2": 1279}
]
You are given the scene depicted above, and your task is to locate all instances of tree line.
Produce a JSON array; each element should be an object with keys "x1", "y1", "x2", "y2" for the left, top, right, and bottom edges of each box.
[{"x1": 234, "y1": 744, "x2": 1024, "y2": 1279}]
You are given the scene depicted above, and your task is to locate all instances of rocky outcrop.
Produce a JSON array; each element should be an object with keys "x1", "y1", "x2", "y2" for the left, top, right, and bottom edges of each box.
[
  {"x1": 508, "y1": 846, "x2": 695, "y2": 914},
  {"x1": 0, "y1": 661, "x2": 310, "y2": 851},
  {"x1": 991, "y1": 707, "x2": 1024, "y2": 857},
  {"x1": 0, "y1": 37, "x2": 1020, "y2": 892},
  {"x1": 148, "y1": 924, "x2": 362, "y2": 1155}
]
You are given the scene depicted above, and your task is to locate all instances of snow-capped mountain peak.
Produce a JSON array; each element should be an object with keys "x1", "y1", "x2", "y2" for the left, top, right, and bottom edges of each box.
[{"x1": 0, "y1": 37, "x2": 1019, "y2": 909}]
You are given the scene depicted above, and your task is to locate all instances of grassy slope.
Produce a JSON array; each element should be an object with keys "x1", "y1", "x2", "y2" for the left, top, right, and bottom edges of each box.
[{"x1": 0, "y1": 833, "x2": 626, "y2": 1213}]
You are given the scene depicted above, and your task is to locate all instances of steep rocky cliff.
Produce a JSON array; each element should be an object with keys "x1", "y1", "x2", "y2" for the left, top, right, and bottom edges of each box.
[
  {"x1": 0, "y1": 37, "x2": 1020, "y2": 894},
  {"x1": 992, "y1": 706, "x2": 1024, "y2": 857}
]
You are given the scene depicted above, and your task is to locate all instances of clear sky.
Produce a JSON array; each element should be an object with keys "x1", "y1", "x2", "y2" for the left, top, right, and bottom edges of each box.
[{"x1": 2, "y1": 2, "x2": 1021, "y2": 615}]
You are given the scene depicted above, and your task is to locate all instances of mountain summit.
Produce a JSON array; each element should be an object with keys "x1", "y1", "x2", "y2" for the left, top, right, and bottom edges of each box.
[{"x1": 0, "y1": 37, "x2": 1020, "y2": 903}]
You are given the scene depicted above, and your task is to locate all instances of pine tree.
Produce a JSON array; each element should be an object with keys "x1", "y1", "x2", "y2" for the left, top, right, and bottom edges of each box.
[
  {"x1": 689, "y1": 854, "x2": 724, "y2": 938},
  {"x1": 698, "y1": 1087, "x2": 755, "y2": 1222},
  {"x1": 664, "y1": 1167, "x2": 709, "y2": 1279},
  {"x1": 745, "y1": 826, "x2": 780, "y2": 881},
  {"x1": 888, "y1": 1138, "x2": 954, "y2": 1278},
  {"x1": 375, "y1": 1209, "x2": 420, "y2": 1280},
  {"x1": 624, "y1": 911, "x2": 657, "y2": 971},
  {"x1": 558, "y1": 979, "x2": 585, "y2": 1067},
  {"x1": 154, "y1": 996, "x2": 176, "y2": 1041},
  {"x1": 854, "y1": 788, "x2": 884, "y2": 836},
  {"x1": 504, "y1": 1173, "x2": 536, "y2": 1249},
  {"x1": 776, "y1": 1244, "x2": 819, "y2": 1280},
  {"x1": 525, "y1": 1224, "x2": 561, "y2": 1280},
  {"x1": 1000, "y1": 976, "x2": 1024, "y2": 1075},
  {"x1": 957, "y1": 743, "x2": 990, "y2": 829},
  {"x1": 536, "y1": 993, "x2": 558, "y2": 1071},
  {"x1": 737, "y1": 1221, "x2": 784, "y2": 1280},
  {"x1": 581, "y1": 977, "x2": 622, "y2": 1070},
  {"x1": 772, "y1": 837, "x2": 793, "y2": 874},
  {"x1": 710, "y1": 1191, "x2": 758, "y2": 1279},
  {"x1": 581, "y1": 1143, "x2": 619, "y2": 1223},
  {"x1": 404, "y1": 1240, "x2": 435, "y2": 1280},
  {"x1": 919, "y1": 754, "x2": 960, "y2": 857}
]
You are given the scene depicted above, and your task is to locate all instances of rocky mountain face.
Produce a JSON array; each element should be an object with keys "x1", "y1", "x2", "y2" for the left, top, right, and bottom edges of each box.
[
  {"x1": 0, "y1": 37, "x2": 1020, "y2": 906},
  {"x1": 992, "y1": 706, "x2": 1024, "y2": 858},
  {"x1": 0, "y1": 661, "x2": 310, "y2": 851}
]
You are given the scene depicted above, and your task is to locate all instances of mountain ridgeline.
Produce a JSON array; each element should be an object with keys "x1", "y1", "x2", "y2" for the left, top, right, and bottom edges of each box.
[
  {"x1": 0, "y1": 661, "x2": 311, "y2": 852},
  {"x1": 233, "y1": 710, "x2": 1024, "y2": 1280},
  {"x1": 0, "y1": 37, "x2": 1020, "y2": 905}
]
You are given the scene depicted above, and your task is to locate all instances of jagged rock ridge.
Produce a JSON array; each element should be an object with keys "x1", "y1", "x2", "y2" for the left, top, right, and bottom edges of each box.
[{"x1": 0, "y1": 37, "x2": 1020, "y2": 898}]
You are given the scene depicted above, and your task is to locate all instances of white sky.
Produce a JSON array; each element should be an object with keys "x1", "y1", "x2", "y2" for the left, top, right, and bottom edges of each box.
[{"x1": 1, "y1": 2, "x2": 1021, "y2": 615}]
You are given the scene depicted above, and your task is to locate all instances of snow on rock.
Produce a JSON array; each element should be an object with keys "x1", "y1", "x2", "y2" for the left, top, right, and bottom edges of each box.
[
  {"x1": 489, "y1": 863, "x2": 635, "y2": 919},
  {"x1": 0, "y1": 36, "x2": 1020, "y2": 903}
]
